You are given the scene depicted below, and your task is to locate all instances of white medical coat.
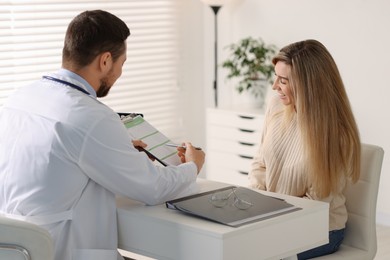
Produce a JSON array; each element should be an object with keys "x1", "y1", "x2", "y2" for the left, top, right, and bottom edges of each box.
[{"x1": 0, "y1": 70, "x2": 198, "y2": 260}]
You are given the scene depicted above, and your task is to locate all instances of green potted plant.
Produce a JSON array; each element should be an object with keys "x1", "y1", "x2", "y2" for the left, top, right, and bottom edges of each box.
[{"x1": 222, "y1": 37, "x2": 277, "y2": 107}]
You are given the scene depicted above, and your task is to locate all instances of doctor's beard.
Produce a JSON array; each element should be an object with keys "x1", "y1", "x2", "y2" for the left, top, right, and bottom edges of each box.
[{"x1": 96, "y1": 78, "x2": 111, "y2": 98}]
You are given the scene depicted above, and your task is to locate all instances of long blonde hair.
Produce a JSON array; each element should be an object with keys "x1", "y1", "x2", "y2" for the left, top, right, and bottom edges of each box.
[{"x1": 272, "y1": 40, "x2": 360, "y2": 198}]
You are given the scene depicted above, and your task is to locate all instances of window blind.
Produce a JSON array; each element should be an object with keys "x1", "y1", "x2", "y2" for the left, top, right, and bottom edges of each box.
[{"x1": 0, "y1": 0, "x2": 185, "y2": 141}]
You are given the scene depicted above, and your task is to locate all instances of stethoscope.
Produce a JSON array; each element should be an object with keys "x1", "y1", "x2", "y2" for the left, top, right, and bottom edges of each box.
[{"x1": 42, "y1": 75, "x2": 91, "y2": 96}]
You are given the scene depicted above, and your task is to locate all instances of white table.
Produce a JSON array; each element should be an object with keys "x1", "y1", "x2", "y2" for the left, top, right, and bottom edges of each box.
[{"x1": 116, "y1": 179, "x2": 329, "y2": 260}]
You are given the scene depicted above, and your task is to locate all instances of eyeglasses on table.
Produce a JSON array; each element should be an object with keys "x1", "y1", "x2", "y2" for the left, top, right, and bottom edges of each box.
[{"x1": 208, "y1": 187, "x2": 253, "y2": 210}]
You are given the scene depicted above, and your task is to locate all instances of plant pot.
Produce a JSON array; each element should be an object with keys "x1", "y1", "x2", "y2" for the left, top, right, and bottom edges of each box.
[{"x1": 233, "y1": 79, "x2": 268, "y2": 109}]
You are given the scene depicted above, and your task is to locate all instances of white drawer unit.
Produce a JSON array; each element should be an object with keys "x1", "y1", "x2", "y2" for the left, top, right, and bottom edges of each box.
[{"x1": 205, "y1": 107, "x2": 265, "y2": 186}]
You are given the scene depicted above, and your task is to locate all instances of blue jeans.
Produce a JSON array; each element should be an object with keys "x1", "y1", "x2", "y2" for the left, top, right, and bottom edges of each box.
[{"x1": 297, "y1": 229, "x2": 345, "y2": 260}]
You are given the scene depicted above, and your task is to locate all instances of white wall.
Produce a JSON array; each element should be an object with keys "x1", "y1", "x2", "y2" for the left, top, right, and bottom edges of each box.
[
  {"x1": 178, "y1": 1, "x2": 205, "y2": 147},
  {"x1": 194, "y1": 0, "x2": 390, "y2": 225}
]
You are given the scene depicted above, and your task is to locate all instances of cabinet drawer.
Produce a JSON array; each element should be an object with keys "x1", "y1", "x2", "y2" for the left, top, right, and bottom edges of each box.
[
  {"x1": 207, "y1": 138, "x2": 258, "y2": 157},
  {"x1": 207, "y1": 125, "x2": 261, "y2": 144},
  {"x1": 207, "y1": 164, "x2": 250, "y2": 187},
  {"x1": 205, "y1": 108, "x2": 264, "y2": 185},
  {"x1": 207, "y1": 108, "x2": 264, "y2": 130},
  {"x1": 208, "y1": 152, "x2": 253, "y2": 174}
]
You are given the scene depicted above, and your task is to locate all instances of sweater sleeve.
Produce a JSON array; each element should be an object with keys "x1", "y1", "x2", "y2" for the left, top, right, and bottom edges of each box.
[
  {"x1": 248, "y1": 99, "x2": 275, "y2": 190},
  {"x1": 249, "y1": 142, "x2": 266, "y2": 190},
  {"x1": 249, "y1": 96, "x2": 281, "y2": 190}
]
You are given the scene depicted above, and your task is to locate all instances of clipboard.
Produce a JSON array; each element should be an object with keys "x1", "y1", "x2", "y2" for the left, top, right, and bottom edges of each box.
[{"x1": 119, "y1": 113, "x2": 181, "y2": 167}]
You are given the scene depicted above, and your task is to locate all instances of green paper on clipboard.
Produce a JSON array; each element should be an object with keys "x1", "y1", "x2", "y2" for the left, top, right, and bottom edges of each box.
[{"x1": 121, "y1": 114, "x2": 181, "y2": 166}]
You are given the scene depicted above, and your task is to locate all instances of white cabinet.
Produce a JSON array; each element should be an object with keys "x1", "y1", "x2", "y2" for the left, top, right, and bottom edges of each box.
[{"x1": 205, "y1": 107, "x2": 265, "y2": 186}]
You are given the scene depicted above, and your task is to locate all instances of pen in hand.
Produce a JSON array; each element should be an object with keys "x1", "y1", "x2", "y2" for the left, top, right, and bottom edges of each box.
[{"x1": 165, "y1": 143, "x2": 202, "y2": 150}]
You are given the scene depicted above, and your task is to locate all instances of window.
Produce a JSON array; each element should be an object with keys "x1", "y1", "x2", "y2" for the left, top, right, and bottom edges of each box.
[{"x1": 0, "y1": 0, "x2": 185, "y2": 140}]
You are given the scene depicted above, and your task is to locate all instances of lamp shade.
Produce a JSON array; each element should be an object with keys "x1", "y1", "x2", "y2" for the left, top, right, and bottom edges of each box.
[{"x1": 200, "y1": 0, "x2": 226, "y2": 6}]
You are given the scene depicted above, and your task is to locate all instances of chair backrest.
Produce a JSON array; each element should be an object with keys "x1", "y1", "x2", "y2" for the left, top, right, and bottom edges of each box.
[
  {"x1": 0, "y1": 215, "x2": 54, "y2": 260},
  {"x1": 342, "y1": 143, "x2": 384, "y2": 256}
]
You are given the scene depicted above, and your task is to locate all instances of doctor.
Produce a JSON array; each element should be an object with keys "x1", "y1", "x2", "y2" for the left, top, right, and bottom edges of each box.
[{"x1": 0, "y1": 10, "x2": 205, "y2": 260}]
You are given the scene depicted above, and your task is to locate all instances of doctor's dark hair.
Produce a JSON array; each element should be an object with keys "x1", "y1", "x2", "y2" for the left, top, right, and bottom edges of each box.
[{"x1": 62, "y1": 10, "x2": 130, "y2": 68}]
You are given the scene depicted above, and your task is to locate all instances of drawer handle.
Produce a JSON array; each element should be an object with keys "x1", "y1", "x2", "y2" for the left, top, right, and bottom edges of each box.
[
  {"x1": 238, "y1": 115, "x2": 255, "y2": 120},
  {"x1": 239, "y1": 141, "x2": 255, "y2": 146},
  {"x1": 238, "y1": 128, "x2": 255, "y2": 133},
  {"x1": 238, "y1": 155, "x2": 253, "y2": 160},
  {"x1": 238, "y1": 171, "x2": 249, "y2": 175}
]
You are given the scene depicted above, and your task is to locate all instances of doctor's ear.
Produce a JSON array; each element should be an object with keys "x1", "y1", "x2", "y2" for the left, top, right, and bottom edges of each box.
[{"x1": 99, "y1": 52, "x2": 112, "y2": 72}]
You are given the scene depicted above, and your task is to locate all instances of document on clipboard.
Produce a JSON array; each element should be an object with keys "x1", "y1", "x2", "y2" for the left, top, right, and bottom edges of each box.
[{"x1": 121, "y1": 114, "x2": 181, "y2": 167}]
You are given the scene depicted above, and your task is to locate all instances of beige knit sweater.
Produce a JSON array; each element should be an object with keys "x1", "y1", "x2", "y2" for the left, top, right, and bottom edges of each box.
[{"x1": 249, "y1": 96, "x2": 347, "y2": 231}]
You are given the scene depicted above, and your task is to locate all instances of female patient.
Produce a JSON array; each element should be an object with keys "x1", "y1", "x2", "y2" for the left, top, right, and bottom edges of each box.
[{"x1": 249, "y1": 39, "x2": 360, "y2": 259}]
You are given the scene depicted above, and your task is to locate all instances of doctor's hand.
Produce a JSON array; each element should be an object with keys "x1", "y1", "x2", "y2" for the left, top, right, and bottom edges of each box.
[
  {"x1": 177, "y1": 142, "x2": 205, "y2": 175},
  {"x1": 132, "y1": 140, "x2": 155, "y2": 162},
  {"x1": 132, "y1": 139, "x2": 147, "y2": 149}
]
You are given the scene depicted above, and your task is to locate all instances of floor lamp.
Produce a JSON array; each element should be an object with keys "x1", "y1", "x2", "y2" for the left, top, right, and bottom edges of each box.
[{"x1": 200, "y1": 0, "x2": 225, "y2": 108}]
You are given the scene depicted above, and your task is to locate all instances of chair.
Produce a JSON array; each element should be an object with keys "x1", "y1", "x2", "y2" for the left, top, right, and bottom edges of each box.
[
  {"x1": 0, "y1": 215, "x2": 54, "y2": 260},
  {"x1": 315, "y1": 143, "x2": 384, "y2": 260}
]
